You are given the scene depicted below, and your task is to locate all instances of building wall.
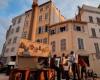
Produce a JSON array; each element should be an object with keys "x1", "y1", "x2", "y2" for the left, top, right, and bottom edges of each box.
[
  {"x1": 78, "y1": 5, "x2": 100, "y2": 75},
  {"x1": 3, "y1": 1, "x2": 65, "y2": 62},
  {"x1": 22, "y1": 10, "x2": 32, "y2": 39},
  {"x1": 49, "y1": 23, "x2": 70, "y2": 56},
  {"x1": 49, "y1": 22, "x2": 91, "y2": 57},
  {"x1": 4, "y1": 14, "x2": 26, "y2": 62},
  {"x1": 36, "y1": 1, "x2": 65, "y2": 44},
  {"x1": 3, "y1": 2, "x2": 100, "y2": 75},
  {"x1": 50, "y1": 3, "x2": 65, "y2": 25},
  {"x1": 21, "y1": 1, "x2": 65, "y2": 43}
]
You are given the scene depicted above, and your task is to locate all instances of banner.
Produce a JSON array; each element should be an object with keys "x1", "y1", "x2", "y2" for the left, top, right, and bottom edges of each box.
[{"x1": 18, "y1": 39, "x2": 51, "y2": 57}]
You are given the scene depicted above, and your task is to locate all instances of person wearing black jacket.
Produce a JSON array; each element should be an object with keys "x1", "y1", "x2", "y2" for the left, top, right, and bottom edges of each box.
[{"x1": 50, "y1": 55, "x2": 61, "y2": 80}]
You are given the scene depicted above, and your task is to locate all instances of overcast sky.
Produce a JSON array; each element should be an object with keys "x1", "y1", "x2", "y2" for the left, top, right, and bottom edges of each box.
[{"x1": 0, "y1": 0, "x2": 100, "y2": 54}]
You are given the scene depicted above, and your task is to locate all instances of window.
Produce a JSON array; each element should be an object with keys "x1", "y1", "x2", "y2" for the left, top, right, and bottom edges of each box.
[
  {"x1": 91, "y1": 28, "x2": 96, "y2": 37},
  {"x1": 37, "y1": 39, "x2": 41, "y2": 42},
  {"x1": 13, "y1": 37, "x2": 17, "y2": 43},
  {"x1": 11, "y1": 56, "x2": 16, "y2": 61},
  {"x1": 12, "y1": 19, "x2": 16, "y2": 26},
  {"x1": 11, "y1": 47, "x2": 15, "y2": 52},
  {"x1": 39, "y1": 15, "x2": 42, "y2": 22},
  {"x1": 51, "y1": 41, "x2": 56, "y2": 52},
  {"x1": 50, "y1": 29, "x2": 56, "y2": 35},
  {"x1": 11, "y1": 28, "x2": 14, "y2": 34},
  {"x1": 25, "y1": 21, "x2": 28, "y2": 27},
  {"x1": 22, "y1": 31, "x2": 27, "y2": 38},
  {"x1": 60, "y1": 27, "x2": 66, "y2": 32},
  {"x1": 97, "y1": 17, "x2": 100, "y2": 25},
  {"x1": 78, "y1": 38, "x2": 84, "y2": 49},
  {"x1": 94, "y1": 43, "x2": 100, "y2": 59},
  {"x1": 43, "y1": 38, "x2": 47, "y2": 44},
  {"x1": 74, "y1": 25, "x2": 82, "y2": 31},
  {"x1": 45, "y1": 25, "x2": 48, "y2": 32},
  {"x1": 6, "y1": 48, "x2": 9, "y2": 53},
  {"x1": 38, "y1": 26, "x2": 42, "y2": 34},
  {"x1": 61, "y1": 39, "x2": 66, "y2": 51},
  {"x1": 16, "y1": 27, "x2": 20, "y2": 32},
  {"x1": 76, "y1": 26, "x2": 81, "y2": 31},
  {"x1": 18, "y1": 17, "x2": 21, "y2": 23},
  {"x1": 45, "y1": 13, "x2": 48, "y2": 20},
  {"x1": 40, "y1": 8, "x2": 43, "y2": 12},
  {"x1": 46, "y1": 5, "x2": 49, "y2": 10},
  {"x1": 8, "y1": 39, "x2": 12, "y2": 44},
  {"x1": 26, "y1": 13, "x2": 30, "y2": 17},
  {"x1": 37, "y1": 39, "x2": 42, "y2": 43},
  {"x1": 89, "y1": 16, "x2": 93, "y2": 23}
]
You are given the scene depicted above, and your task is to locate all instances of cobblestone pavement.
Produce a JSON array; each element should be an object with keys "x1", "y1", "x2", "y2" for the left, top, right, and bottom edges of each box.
[{"x1": 0, "y1": 74, "x2": 9, "y2": 80}]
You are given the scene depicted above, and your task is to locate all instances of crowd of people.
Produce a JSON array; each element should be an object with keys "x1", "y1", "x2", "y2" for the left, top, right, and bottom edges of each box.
[{"x1": 50, "y1": 51, "x2": 88, "y2": 80}]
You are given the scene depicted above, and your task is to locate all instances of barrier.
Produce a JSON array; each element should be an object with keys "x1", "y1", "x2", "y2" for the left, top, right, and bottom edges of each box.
[{"x1": 9, "y1": 68, "x2": 55, "y2": 80}]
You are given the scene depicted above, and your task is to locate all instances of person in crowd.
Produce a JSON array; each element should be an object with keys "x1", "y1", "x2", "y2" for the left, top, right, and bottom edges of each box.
[
  {"x1": 62, "y1": 53, "x2": 66, "y2": 64},
  {"x1": 50, "y1": 54, "x2": 61, "y2": 80},
  {"x1": 42, "y1": 58, "x2": 49, "y2": 80},
  {"x1": 69, "y1": 51, "x2": 80, "y2": 80},
  {"x1": 61, "y1": 53, "x2": 66, "y2": 79},
  {"x1": 15, "y1": 72, "x2": 22, "y2": 80},
  {"x1": 78, "y1": 57, "x2": 87, "y2": 79},
  {"x1": 25, "y1": 68, "x2": 30, "y2": 80},
  {"x1": 30, "y1": 72, "x2": 34, "y2": 80},
  {"x1": 32, "y1": 60, "x2": 44, "y2": 80},
  {"x1": 63, "y1": 55, "x2": 70, "y2": 80}
]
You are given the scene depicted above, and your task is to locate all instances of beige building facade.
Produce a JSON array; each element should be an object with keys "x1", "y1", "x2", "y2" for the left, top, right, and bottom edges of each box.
[
  {"x1": 22, "y1": 1, "x2": 65, "y2": 43},
  {"x1": 49, "y1": 20, "x2": 91, "y2": 58},
  {"x1": 2, "y1": 1, "x2": 65, "y2": 63},
  {"x1": 3, "y1": 13, "x2": 26, "y2": 63},
  {"x1": 76, "y1": 5, "x2": 100, "y2": 75},
  {"x1": 2, "y1": 0, "x2": 100, "y2": 75}
]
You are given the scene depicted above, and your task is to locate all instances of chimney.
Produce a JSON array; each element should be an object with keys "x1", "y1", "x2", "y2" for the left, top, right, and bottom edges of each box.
[{"x1": 28, "y1": 0, "x2": 39, "y2": 42}]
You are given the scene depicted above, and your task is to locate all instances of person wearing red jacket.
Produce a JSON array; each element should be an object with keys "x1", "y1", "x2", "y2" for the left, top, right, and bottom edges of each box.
[{"x1": 78, "y1": 57, "x2": 87, "y2": 79}]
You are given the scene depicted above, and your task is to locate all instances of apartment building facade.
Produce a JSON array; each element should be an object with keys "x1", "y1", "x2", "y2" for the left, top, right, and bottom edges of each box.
[
  {"x1": 2, "y1": 0, "x2": 100, "y2": 75},
  {"x1": 22, "y1": 1, "x2": 65, "y2": 43},
  {"x1": 3, "y1": 14, "x2": 26, "y2": 63},
  {"x1": 49, "y1": 20, "x2": 91, "y2": 55},
  {"x1": 76, "y1": 5, "x2": 100, "y2": 75},
  {"x1": 2, "y1": 1, "x2": 65, "y2": 63}
]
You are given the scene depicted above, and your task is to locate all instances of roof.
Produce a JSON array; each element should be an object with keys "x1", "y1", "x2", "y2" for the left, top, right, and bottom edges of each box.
[
  {"x1": 12, "y1": 13, "x2": 25, "y2": 21},
  {"x1": 81, "y1": 4, "x2": 100, "y2": 14},
  {"x1": 39, "y1": 0, "x2": 52, "y2": 7},
  {"x1": 50, "y1": 20, "x2": 87, "y2": 28},
  {"x1": 25, "y1": 9, "x2": 32, "y2": 13},
  {"x1": 25, "y1": 1, "x2": 52, "y2": 13}
]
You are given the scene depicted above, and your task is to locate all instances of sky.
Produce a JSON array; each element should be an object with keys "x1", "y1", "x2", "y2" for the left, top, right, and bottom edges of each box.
[{"x1": 0, "y1": 0, "x2": 100, "y2": 54}]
